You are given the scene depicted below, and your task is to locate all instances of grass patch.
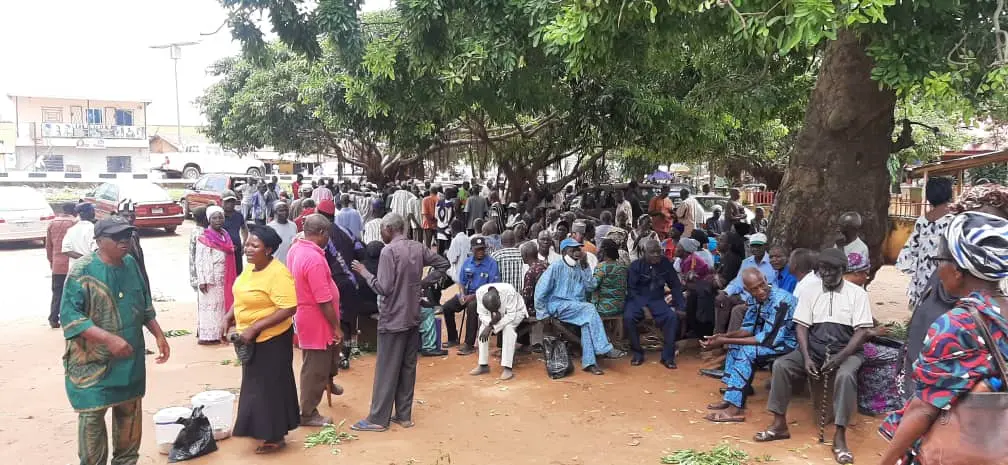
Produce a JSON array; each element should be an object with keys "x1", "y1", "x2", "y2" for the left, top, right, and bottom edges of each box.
[
  {"x1": 303, "y1": 420, "x2": 357, "y2": 455},
  {"x1": 660, "y1": 443, "x2": 773, "y2": 464},
  {"x1": 163, "y1": 329, "x2": 192, "y2": 338}
]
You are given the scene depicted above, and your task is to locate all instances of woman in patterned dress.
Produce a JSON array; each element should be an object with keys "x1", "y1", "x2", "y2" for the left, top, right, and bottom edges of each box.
[
  {"x1": 188, "y1": 207, "x2": 208, "y2": 291},
  {"x1": 591, "y1": 240, "x2": 628, "y2": 317},
  {"x1": 194, "y1": 206, "x2": 237, "y2": 344},
  {"x1": 879, "y1": 211, "x2": 1008, "y2": 465}
]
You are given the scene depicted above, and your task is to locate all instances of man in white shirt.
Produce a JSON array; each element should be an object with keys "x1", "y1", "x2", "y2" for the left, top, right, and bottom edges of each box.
[
  {"x1": 789, "y1": 248, "x2": 820, "y2": 297},
  {"x1": 445, "y1": 220, "x2": 470, "y2": 283},
  {"x1": 62, "y1": 203, "x2": 97, "y2": 272},
  {"x1": 469, "y1": 283, "x2": 528, "y2": 381},
  {"x1": 267, "y1": 201, "x2": 297, "y2": 265},
  {"x1": 835, "y1": 211, "x2": 870, "y2": 275},
  {"x1": 758, "y1": 248, "x2": 873, "y2": 463},
  {"x1": 614, "y1": 189, "x2": 634, "y2": 230}
]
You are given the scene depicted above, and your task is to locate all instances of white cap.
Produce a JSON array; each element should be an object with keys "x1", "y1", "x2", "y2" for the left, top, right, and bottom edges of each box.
[{"x1": 749, "y1": 233, "x2": 768, "y2": 245}]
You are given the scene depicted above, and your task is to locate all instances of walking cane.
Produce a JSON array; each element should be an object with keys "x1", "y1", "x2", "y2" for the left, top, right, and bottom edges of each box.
[{"x1": 809, "y1": 348, "x2": 836, "y2": 444}]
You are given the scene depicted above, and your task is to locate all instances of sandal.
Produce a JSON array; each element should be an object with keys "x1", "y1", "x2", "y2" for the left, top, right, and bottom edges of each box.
[
  {"x1": 255, "y1": 441, "x2": 287, "y2": 454},
  {"x1": 753, "y1": 430, "x2": 791, "y2": 442},
  {"x1": 390, "y1": 416, "x2": 415, "y2": 428},
  {"x1": 707, "y1": 401, "x2": 732, "y2": 410},
  {"x1": 350, "y1": 420, "x2": 388, "y2": 432},
  {"x1": 832, "y1": 448, "x2": 855, "y2": 464},
  {"x1": 704, "y1": 411, "x2": 746, "y2": 423}
]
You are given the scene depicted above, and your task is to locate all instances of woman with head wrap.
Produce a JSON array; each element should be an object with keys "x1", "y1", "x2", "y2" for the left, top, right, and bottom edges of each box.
[
  {"x1": 879, "y1": 211, "x2": 1008, "y2": 465},
  {"x1": 591, "y1": 239, "x2": 629, "y2": 317},
  {"x1": 189, "y1": 206, "x2": 208, "y2": 291},
  {"x1": 224, "y1": 224, "x2": 300, "y2": 454},
  {"x1": 899, "y1": 183, "x2": 1008, "y2": 400},
  {"x1": 193, "y1": 206, "x2": 236, "y2": 344},
  {"x1": 676, "y1": 238, "x2": 712, "y2": 285}
]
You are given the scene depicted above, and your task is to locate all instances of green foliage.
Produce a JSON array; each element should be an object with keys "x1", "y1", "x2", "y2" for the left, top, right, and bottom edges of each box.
[{"x1": 660, "y1": 443, "x2": 770, "y2": 465}]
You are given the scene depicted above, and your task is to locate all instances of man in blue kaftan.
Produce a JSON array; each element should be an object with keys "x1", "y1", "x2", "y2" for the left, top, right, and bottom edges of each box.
[
  {"x1": 701, "y1": 268, "x2": 797, "y2": 423},
  {"x1": 535, "y1": 238, "x2": 625, "y2": 375},
  {"x1": 624, "y1": 239, "x2": 685, "y2": 368}
]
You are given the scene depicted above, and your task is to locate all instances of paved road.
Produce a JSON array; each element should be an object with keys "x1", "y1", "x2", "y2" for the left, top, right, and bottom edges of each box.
[{"x1": 0, "y1": 221, "x2": 198, "y2": 323}]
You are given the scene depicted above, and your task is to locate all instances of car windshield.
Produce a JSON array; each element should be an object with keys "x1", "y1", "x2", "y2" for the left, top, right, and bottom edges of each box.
[
  {"x1": 0, "y1": 187, "x2": 49, "y2": 211},
  {"x1": 122, "y1": 183, "x2": 171, "y2": 202},
  {"x1": 696, "y1": 197, "x2": 726, "y2": 211}
]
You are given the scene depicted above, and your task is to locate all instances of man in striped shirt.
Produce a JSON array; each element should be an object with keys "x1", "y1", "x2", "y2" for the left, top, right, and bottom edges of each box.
[{"x1": 491, "y1": 230, "x2": 525, "y2": 294}]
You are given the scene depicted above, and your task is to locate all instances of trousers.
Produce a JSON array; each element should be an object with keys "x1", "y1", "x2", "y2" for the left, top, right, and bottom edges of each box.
[
  {"x1": 366, "y1": 328, "x2": 420, "y2": 427},
  {"x1": 51, "y1": 273, "x2": 66, "y2": 325},
  {"x1": 767, "y1": 350, "x2": 863, "y2": 426},
  {"x1": 300, "y1": 344, "x2": 339, "y2": 417},
  {"x1": 543, "y1": 301, "x2": 614, "y2": 368},
  {"x1": 721, "y1": 344, "x2": 786, "y2": 408},
  {"x1": 77, "y1": 398, "x2": 142, "y2": 465},
  {"x1": 419, "y1": 306, "x2": 438, "y2": 352},
  {"x1": 714, "y1": 293, "x2": 747, "y2": 334},
  {"x1": 442, "y1": 295, "x2": 478, "y2": 347},
  {"x1": 624, "y1": 297, "x2": 680, "y2": 362},
  {"x1": 478, "y1": 322, "x2": 519, "y2": 368}
]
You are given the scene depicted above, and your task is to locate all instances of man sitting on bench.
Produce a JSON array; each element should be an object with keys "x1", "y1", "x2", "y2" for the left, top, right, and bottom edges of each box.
[
  {"x1": 469, "y1": 284, "x2": 528, "y2": 381},
  {"x1": 700, "y1": 268, "x2": 798, "y2": 423},
  {"x1": 534, "y1": 238, "x2": 625, "y2": 375},
  {"x1": 624, "y1": 239, "x2": 684, "y2": 368}
]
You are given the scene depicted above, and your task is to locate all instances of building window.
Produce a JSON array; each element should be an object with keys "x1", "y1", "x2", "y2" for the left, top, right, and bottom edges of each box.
[
  {"x1": 42, "y1": 154, "x2": 65, "y2": 172},
  {"x1": 86, "y1": 108, "x2": 103, "y2": 125},
  {"x1": 114, "y1": 109, "x2": 134, "y2": 126},
  {"x1": 106, "y1": 156, "x2": 132, "y2": 173}
]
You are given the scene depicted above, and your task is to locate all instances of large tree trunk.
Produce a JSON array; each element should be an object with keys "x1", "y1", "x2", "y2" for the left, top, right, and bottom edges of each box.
[{"x1": 768, "y1": 31, "x2": 894, "y2": 275}]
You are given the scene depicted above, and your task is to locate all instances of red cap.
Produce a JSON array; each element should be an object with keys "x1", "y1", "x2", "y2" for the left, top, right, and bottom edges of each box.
[{"x1": 317, "y1": 199, "x2": 337, "y2": 216}]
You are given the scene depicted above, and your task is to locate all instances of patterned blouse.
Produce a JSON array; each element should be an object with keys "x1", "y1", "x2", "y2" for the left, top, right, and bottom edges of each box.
[
  {"x1": 879, "y1": 292, "x2": 1008, "y2": 464},
  {"x1": 522, "y1": 260, "x2": 549, "y2": 316},
  {"x1": 896, "y1": 214, "x2": 953, "y2": 308},
  {"x1": 592, "y1": 261, "x2": 628, "y2": 316}
]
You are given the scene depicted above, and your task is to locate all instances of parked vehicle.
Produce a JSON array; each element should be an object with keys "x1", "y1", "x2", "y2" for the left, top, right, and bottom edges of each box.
[
  {"x1": 179, "y1": 173, "x2": 258, "y2": 217},
  {"x1": 0, "y1": 186, "x2": 54, "y2": 243},
  {"x1": 154, "y1": 145, "x2": 265, "y2": 179},
  {"x1": 694, "y1": 195, "x2": 756, "y2": 225},
  {"x1": 84, "y1": 181, "x2": 184, "y2": 234}
]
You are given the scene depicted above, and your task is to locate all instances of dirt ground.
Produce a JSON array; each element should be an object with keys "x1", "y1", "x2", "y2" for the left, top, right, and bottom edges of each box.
[{"x1": 0, "y1": 224, "x2": 908, "y2": 465}]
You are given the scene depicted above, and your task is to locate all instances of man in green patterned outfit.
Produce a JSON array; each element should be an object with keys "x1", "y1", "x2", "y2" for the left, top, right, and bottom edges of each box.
[{"x1": 61, "y1": 216, "x2": 171, "y2": 465}]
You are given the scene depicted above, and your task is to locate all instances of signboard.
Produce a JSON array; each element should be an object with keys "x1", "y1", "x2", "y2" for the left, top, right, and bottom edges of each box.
[{"x1": 75, "y1": 138, "x2": 106, "y2": 149}]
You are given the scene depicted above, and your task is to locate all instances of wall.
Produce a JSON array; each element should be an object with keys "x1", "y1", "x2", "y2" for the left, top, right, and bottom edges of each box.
[
  {"x1": 14, "y1": 146, "x2": 150, "y2": 173},
  {"x1": 13, "y1": 96, "x2": 147, "y2": 128},
  {"x1": 882, "y1": 216, "x2": 915, "y2": 265}
]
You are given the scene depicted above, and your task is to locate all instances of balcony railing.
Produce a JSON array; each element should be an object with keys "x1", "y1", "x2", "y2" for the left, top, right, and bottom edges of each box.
[{"x1": 37, "y1": 122, "x2": 145, "y2": 140}]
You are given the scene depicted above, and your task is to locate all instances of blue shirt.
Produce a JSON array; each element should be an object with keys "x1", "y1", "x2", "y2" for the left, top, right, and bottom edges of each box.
[
  {"x1": 724, "y1": 253, "x2": 777, "y2": 296},
  {"x1": 707, "y1": 237, "x2": 720, "y2": 266},
  {"x1": 460, "y1": 255, "x2": 500, "y2": 295},
  {"x1": 335, "y1": 207, "x2": 364, "y2": 240},
  {"x1": 534, "y1": 260, "x2": 597, "y2": 311},
  {"x1": 741, "y1": 286, "x2": 798, "y2": 352},
  {"x1": 627, "y1": 257, "x2": 684, "y2": 310},
  {"x1": 775, "y1": 266, "x2": 797, "y2": 293}
]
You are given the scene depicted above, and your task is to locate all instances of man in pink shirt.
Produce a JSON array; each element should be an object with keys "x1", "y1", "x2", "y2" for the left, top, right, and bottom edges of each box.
[{"x1": 287, "y1": 214, "x2": 344, "y2": 427}]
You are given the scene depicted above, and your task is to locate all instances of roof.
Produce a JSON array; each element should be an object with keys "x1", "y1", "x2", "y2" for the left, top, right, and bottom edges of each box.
[
  {"x1": 7, "y1": 93, "x2": 152, "y2": 104},
  {"x1": 908, "y1": 149, "x2": 1008, "y2": 178}
]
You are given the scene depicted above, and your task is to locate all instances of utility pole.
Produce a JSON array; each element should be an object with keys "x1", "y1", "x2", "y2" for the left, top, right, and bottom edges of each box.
[{"x1": 149, "y1": 41, "x2": 199, "y2": 147}]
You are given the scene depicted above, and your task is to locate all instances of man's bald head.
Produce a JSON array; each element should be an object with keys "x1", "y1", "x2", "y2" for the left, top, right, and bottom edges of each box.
[
  {"x1": 642, "y1": 239, "x2": 662, "y2": 265},
  {"x1": 741, "y1": 267, "x2": 766, "y2": 286},
  {"x1": 303, "y1": 214, "x2": 332, "y2": 247},
  {"x1": 482, "y1": 286, "x2": 501, "y2": 312},
  {"x1": 501, "y1": 230, "x2": 516, "y2": 247},
  {"x1": 741, "y1": 268, "x2": 771, "y2": 302}
]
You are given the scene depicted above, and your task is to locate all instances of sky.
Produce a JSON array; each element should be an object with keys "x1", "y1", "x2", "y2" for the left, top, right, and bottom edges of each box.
[{"x1": 0, "y1": 0, "x2": 393, "y2": 125}]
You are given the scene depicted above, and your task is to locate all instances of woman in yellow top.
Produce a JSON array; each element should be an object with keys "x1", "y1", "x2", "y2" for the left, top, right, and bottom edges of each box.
[{"x1": 220, "y1": 224, "x2": 299, "y2": 454}]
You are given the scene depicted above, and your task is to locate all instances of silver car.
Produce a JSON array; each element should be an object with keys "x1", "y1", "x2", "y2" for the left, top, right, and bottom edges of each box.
[{"x1": 0, "y1": 186, "x2": 55, "y2": 243}]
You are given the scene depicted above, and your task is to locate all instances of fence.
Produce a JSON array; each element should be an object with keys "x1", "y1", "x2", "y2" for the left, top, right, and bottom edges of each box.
[{"x1": 889, "y1": 194, "x2": 927, "y2": 218}]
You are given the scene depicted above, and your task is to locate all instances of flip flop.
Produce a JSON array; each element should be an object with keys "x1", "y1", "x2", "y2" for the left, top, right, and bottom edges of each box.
[
  {"x1": 753, "y1": 430, "x2": 791, "y2": 442},
  {"x1": 351, "y1": 420, "x2": 388, "y2": 432},
  {"x1": 707, "y1": 401, "x2": 732, "y2": 410},
  {"x1": 390, "y1": 417, "x2": 415, "y2": 428},
  {"x1": 255, "y1": 441, "x2": 287, "y2": 454},
  {"x1": 704, "y1": 411, "x2": 745, "y2": 423},
  {"x1": 832, "y1": 448, "x2": 855, "y2": 464}
]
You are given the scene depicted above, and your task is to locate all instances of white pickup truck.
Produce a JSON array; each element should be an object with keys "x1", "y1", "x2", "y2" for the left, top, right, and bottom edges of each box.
[{"x1": 154, "y1": 145, "x2": 265, "y2": 179}]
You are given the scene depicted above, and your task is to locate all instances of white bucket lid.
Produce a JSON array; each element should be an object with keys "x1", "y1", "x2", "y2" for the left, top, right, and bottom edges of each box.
[
  {"x1": 191, "y1": 390, "x2": 236, "y2": 405},
  {"x1": 153, "y1": 407, "x2": 192, "y2": 425}
]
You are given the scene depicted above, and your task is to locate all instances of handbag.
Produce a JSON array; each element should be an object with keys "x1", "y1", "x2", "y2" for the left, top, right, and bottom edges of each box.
[
  {"x1": 916, "y1": 306, "x2": 1008, "y2": 465},
  {"x1": 229, "y1": 333, "x2": 255, "y2": 365}
]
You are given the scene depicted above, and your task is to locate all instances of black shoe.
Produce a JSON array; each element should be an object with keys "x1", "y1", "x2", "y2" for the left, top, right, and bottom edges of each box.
[
  {"x1": 443, "y1": 341, "x2": 459, "y2": 349},
  {"x1": 420, "y1": 349, "x2": 448, "y2": 357},
  {"x1": 583, "y1": 364, "x2": 604, "y2": 375},
  {"x1": 700, "y1": 368, "x2": 725, "y2": 379},
  {"x1": 662, "y1": 359, "x2": 678, "y2": 369},
  {"x1": 530, "y1": 343, "x2": 544, "y2": 354},
  {"x1": 457, "y1": 344, "x2": 475, "y2": 356},
  {"x1": 340, "y1": 358, "x2": 350, "y2": 370},
  {"x1": 48, "y1": 320, "x2": 60, "y2": 329},
  {"x1": 630, "y1": 353, "x2": 645, "y2": 366},
  {"x1": 719, "y1": 386, "x2": 756, "y2": 396}
]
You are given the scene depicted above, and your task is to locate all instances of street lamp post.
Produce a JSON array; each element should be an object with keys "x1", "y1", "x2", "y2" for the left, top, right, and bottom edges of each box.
[{"x1": 150, "y1": 41, "x2": 199, "y2": 147}]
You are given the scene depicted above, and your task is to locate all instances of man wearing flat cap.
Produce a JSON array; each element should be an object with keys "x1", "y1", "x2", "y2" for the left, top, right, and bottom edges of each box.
[
  {"x1": 534, "y1": 237, "x2": 625, "y2": 375},
  {"x1": 443, "y1": 235, "x2": 500, "y2": 355},
  {"x1": 754, "y1": 247, "x2": 874, "y2": 462}
]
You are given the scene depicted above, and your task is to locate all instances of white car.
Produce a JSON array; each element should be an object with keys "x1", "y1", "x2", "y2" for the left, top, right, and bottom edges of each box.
[
  {"x1": 0, "y1": 186, "x2": 55, "y2": 243},
  {"x1": 154, "y1": 145, "x2": 265, "y2": 179},
  {"x1": 693, "y1": 195, "x2": 756, "y2": 227}
]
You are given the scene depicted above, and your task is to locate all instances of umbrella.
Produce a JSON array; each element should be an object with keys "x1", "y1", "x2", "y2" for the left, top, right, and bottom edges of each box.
[{"x1": 648, "y1": 170, "x2": 672, "y2": 181}]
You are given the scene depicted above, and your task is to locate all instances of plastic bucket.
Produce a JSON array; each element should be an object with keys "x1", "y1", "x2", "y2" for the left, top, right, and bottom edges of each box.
[
  {"x1": 191, "y1": 390, "x2": 236, "y2": 440},
  {"x1": 153, "y1": 407, "x2": 192, "y2": 454}
]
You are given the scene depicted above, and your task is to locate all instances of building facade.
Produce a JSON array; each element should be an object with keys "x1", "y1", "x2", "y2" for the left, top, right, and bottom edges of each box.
[{"x1": 9, "y1": 95, "x2": 149, "y2": 173}]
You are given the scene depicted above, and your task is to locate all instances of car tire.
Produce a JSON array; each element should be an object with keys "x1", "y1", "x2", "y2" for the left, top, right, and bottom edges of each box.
[
  {"x1": 182, "y1": 165, "x2": 201, "y2": 179},
  {"x1": 164, "y1": 225, "x2": 178, "y2": 234},
  {"x1": 181, "y1": 199, "x2": 190, "y2": 219},
  {"x1": 246, "y1": 167, "x2": 262, "y2": 177}
]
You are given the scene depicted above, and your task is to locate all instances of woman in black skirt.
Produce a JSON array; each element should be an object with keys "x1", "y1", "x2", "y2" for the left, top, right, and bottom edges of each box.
[{"x1": 221, "y1": 225, "x2": 300, "y2": 454}]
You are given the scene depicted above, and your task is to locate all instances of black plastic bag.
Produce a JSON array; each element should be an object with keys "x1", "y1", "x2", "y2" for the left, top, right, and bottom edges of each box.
[
  {"x1": 229, "y1": 333, "x2": 255, "y2": 364},
  {"x1": 168, "y1": 406, "x2": 218, "y2": 462},
  {"x1": 543, "y1": 336, "x2": 573, "y2": 379}
]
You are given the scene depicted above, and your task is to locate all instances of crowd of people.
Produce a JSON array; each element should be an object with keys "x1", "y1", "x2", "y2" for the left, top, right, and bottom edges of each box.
[{"x1": 46, "y1": 174, "x2": 1008, "y2": 465}]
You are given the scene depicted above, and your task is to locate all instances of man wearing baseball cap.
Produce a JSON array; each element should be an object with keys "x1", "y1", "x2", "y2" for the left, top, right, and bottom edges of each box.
[
  {"x1": 534, "y1": 237, "x2": 625, "y2": 375},
  {"x1": 220, "y1": 190, "x2": 247, "y2": 274},
  {"x1": 62, "y1": 216, "x2": 171, "y2": 465},
  {"x1": 443, "y1": 235, "x2": 501, "y2": 355}
]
